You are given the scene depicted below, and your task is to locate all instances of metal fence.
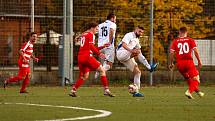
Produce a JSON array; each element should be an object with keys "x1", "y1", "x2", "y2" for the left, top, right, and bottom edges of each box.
[
  {"x1": 194, "y1": 40, "x2": 215, "y2": 66},
  {"x1": 0, "y1": 0, "x2": 215, "y2": 84}
]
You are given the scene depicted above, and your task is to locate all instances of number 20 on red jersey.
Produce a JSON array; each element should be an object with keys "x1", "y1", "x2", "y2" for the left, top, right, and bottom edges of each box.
[{"x1": 177, "y1": 42, "x2": 189, "y2": 55}]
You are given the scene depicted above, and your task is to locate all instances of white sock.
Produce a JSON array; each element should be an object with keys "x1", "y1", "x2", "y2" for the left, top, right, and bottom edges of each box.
[
  {"x1": 134, "y1": 72, "x2": 141, "y2": 92},
  {"x1": 138, "y1": 53, "x2": 151, "y2": 70},
  {"x1": 94, "y1": 71, "x2": 100, "y2": 79},
  {"x1": 103, "y1": 61, "x2": 110, "y2": 71},
  {"x1": 104, "y1": 88, "x2": 110, "y2": 93}
]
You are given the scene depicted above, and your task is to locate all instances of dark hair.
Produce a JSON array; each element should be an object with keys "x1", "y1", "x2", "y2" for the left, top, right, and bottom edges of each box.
[
  {"x1": 30, "y1": 32, "x2": 37, "y2": 36},
  {"x1": 86, "y1": 22, "x2": 98, "y2": 30},
  {"x1": 107, "y1": 13, "x2": 115, "y2": 20},
  {"x1": 179, "y1": 27, "x2": 187, "y2": 33},
  {"x1": 137, "y1": 26, "x2": 144, "y2": 30}
]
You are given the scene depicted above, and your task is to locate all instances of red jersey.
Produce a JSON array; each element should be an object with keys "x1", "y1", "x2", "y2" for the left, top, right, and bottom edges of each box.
[
  {"x1": 78, "y1": 31, "x2": 100, "y2": 57},
  {"x1": 170, "y1": 37, "x2": 197, "y2": 62},
  {"x1": 18, "y1": 41, "x2": 34, "y2": 68}
]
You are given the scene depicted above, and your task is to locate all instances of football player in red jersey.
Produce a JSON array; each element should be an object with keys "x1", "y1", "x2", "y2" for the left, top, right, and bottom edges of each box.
[
  {"x1": 169, "y1": 27, "x2": 204, "y2": 99},
  {"x1": 69, "y1": 22, "x2": 115, "y2": 97},
  {"x1": 4, "y1": 32, "x2": 39, "y2": 93}
]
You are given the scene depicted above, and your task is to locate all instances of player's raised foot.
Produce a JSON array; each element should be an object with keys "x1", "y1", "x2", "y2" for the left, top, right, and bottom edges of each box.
[
  {"x1": 69, "y1": 90, "x2": 77, "y2": 97},
  {"x1": 133, "y1": 92, "x2": 144, "y2": 97},
  {"x1": 185, "y1": 90, "x2": 194, "y2": 99},
  {"x1": 104, "y1": 90, "x2": 115, "y2": 97},
  {"x1": 149, "y1": 63, "x2": 159, "y2": 72},
  {"x1": 20, "y1": 90, "x2": 29, "y2": 93},
  {"x1": 196, "y1": 91, "x2": 204, "y2": 97},
  {"x1": 94, "y1": 71, "x2": 100, "y2": 79}
]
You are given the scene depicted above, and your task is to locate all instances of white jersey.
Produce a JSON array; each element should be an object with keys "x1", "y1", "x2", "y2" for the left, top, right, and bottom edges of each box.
[
  {"x1": 117, "y1": 32, "x2": 141, "y2": 51},
  {"x1": 98, "y1": 20, "x2": 117, "y2": 48}
]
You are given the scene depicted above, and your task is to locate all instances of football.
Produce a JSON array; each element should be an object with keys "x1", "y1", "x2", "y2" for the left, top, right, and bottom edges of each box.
[{"x1": 128, "y1": 84, "x2": 138, "y2": 94}]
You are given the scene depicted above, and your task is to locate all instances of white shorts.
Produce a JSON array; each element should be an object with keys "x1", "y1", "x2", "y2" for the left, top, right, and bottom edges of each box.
[
  {"x1": 116, "y1": 50, "x2": 137, "y2": 72},
  {"x1": 100, "y1": 47, "x2": 115, "y2": 63},
  {"x1": 116, "y1": 50, "x2": 131, "y2": 62}
]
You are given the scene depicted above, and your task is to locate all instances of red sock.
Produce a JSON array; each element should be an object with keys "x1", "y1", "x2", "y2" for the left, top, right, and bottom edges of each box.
[
  {"x1": 188, "y1": 79, "x2": 199, "y2": 93},
  {"x1": 192, "y1": 80, "x2": 199, "y2": 92},
  {"x1": 100, "y1": 76, "x2": 109, "y2": 89},
  {"x1": 7, "y1": 76, "x2": 22, "y2": 83},
  {"x1": 186, "y1": 78, "x2": 191, "y2": 86},
  {"x1": 73, "y1": 78, "x2": 84, "y2": 90},
  {"x1": 20, "y1": 77, "x2": 30, "y2": 92},
  {"x1": 187, "y1": 79, "x2": 195, "y2": 93}
]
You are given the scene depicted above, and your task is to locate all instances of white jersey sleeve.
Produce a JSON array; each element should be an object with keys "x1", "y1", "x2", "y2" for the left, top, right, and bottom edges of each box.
[
  {"x1": 117, "y1": 32, "x2": 141, "y2": 51},
  {"x1": 122, "y1": 33, "x2": 132, "y2": 45}
]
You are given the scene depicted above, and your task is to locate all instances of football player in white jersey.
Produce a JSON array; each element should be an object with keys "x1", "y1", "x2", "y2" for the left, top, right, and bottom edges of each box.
[
  {"x1": 95, "y1": 13, "x2": 117, "y2": 79},
  {"x1": 116, "y1": 26, "x2": 158, "y2": 97}
]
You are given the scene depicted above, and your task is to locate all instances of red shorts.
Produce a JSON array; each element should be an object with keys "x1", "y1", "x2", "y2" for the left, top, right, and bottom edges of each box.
[
  {"x1": 18, "y1": 67, "x2": 30, "y2": 77},
  {"x1": 78, "y1": 55, "x2": 100, "y2": 75},
  {"x1": 176, "y1": 60, "x2": 199, "y2": 79},
  {"x1": 17, "y1": 59, "x2": 30, "y2": 77}
]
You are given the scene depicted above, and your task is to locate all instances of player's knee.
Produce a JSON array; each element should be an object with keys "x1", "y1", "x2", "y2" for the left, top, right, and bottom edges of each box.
[
  {"x1": 136, "y1": 70, "x2": 141, "y2": 76},
  {"x1": 81, "y1": 76, "x2": 88, "y2": 81},
  {"x1": 133, "y1": 66, "x2": 141, "y2": 75},
  {"x1": 98, "y1": 66, "x2": 106, "y2": 76},
  {"x1": 192, "y1": 75, "x2": 200, "y2": 82},
  {"x1": 82, "y1": 73, "x2": 89, "y2": 80}
]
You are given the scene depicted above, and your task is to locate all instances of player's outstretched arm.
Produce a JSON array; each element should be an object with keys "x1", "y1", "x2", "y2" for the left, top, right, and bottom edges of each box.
[
  {"x1": 89, "y1": 43, "x2": 101, "y2": 56},
  {"x1": 122, "y1": 42, "x2": 132, "y2": 53},
  {"x1": 19, "y1": 50, "x2": 27, "y2": 63},
  {"x1": 109, "y1": 28, "x2": 114, "y2": 44},
  {"x1": 168, "y1": 51, "x2": 175, "y2": 70},
  {"x1": 97, "y1": 43, "x2": 110, "y2": 50},
  {"x1": 193, "y1": 48, "x2": 202, "y2": 69},
  {"x1": 31, "y1": 54, "x2": 39, "y2": 62}
]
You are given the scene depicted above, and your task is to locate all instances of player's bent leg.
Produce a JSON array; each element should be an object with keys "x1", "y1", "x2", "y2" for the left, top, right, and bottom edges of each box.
[
  {"x1": 185, "y1": 79, "x2": 194, "y2": 99},
  {"x1": 150, "y1": 63, "x2": 159, "y2": 72},
  {"x1": 97, "y1": 66, "x2": 115, "y2": 97},
  {"x1": 133, "y1": 65, "x2": 141, "y2": 90},
  {"x1": 69, "y1": 72, "x2": 89, "y2": 97},
  {"x1": 4, "y1": 74, "x2": 24, "y2": 89},
  {"x1": 95, "y1": 61, "x2": 111, "y2": 79},
  {"x1": 185, "y1": 89, "x2": 194, "y2": 99},
  {"x1": 103, "y1": 61, "x2": 112, "y2": 71},
  {"x1": 192, "y1": 75, "x2": 204, "y2": 97},
  {"x1": 132, "y1": 65, "x2": 144, "y2": 97},
  {"x1": 20, "y1": 73, "x2": 30, "y2": 93},
  {"x1": 94, "y1": 71, "x2": 100, "y2": 79},
  {"x1": 137, "y1": 53, "x2": 151, "y2": 70},
  {"x1": 193, "y1": 75, "x2": 200, "y2": 83},
  {"x1": 133, "y1": 92, "x2": 144, "y2": 97}
]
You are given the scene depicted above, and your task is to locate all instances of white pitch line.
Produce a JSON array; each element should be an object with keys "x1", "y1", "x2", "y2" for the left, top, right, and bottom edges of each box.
[{"x1": 3, "y1": 102, "x2": 112, "y2": 121}]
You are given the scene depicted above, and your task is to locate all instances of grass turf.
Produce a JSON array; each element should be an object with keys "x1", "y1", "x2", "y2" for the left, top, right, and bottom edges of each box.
[{"x1": 0, "y1": 86, "x2": 215, "y2": 121}]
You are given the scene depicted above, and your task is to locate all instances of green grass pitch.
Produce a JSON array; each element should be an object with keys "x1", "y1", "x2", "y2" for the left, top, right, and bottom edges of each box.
[{"x1": 0, "y1": 86, "x2": 215, "y2": 121}]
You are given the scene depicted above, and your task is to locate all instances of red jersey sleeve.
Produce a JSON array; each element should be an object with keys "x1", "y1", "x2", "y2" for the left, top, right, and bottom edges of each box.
[
  {"x1": 189, "y1": 38, "x2": 197, "y2": 50},
  {"x1": 88, "y1": 33, "x2": 95, "y2": 44},
  {"x1": 20, "y1": 42, "x2": 28, "y2": 51},
  {"x1": 90, "y1": 44, "x2": 101, "y2": 55},
  {"x1": 88, "y1": 32, "x2": 101, "y2": 55},
  {"x1": 97, "y1": 46, "x2": 105, "y2": 50}
]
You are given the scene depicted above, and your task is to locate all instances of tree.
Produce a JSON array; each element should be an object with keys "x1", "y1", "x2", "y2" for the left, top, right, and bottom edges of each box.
[{"x1": 73, "y1": 0, "x2": 214, "y2": 67}]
